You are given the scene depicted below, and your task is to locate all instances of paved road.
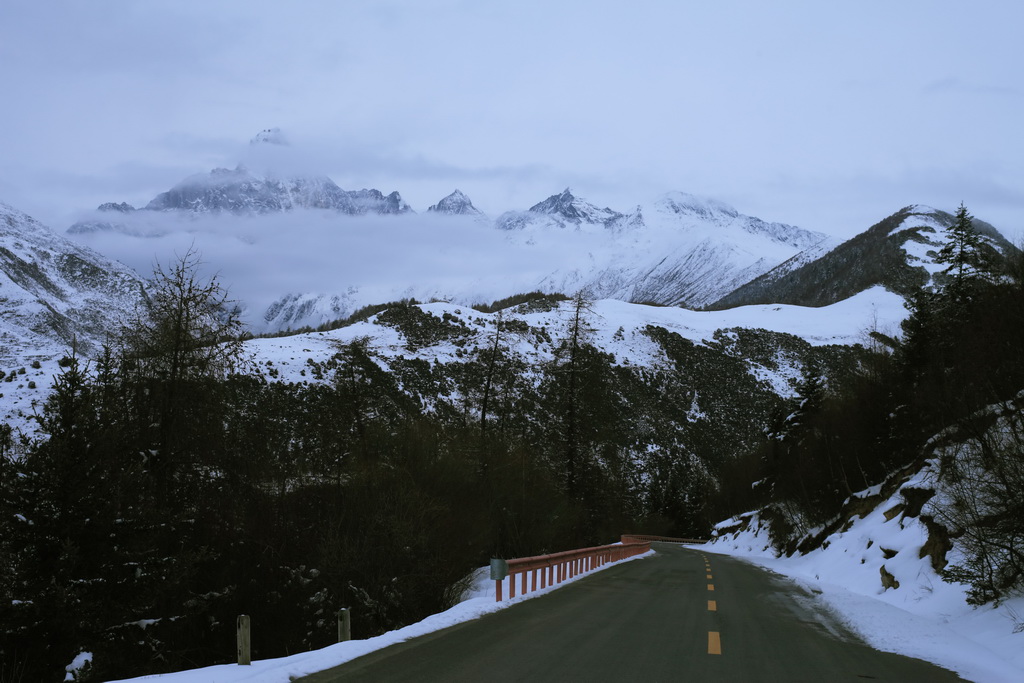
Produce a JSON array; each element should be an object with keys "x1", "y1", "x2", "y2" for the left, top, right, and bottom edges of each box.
[{"x1": 299, "y1": 543, "x2": 963, "y2": 682}]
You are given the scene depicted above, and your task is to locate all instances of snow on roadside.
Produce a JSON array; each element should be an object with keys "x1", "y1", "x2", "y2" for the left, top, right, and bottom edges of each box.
[
  {"x1": 703, "y1": 476, "x2": 1024, "y2": 682},
  {"x1": 109, "y1": 550, "x2": 655, "y2": 683}
]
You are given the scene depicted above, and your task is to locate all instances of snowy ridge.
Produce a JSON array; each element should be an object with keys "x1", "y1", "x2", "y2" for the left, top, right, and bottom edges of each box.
[
  {"x1": 0, "y1": 287, "x2": 903, "y2": 437},
  {"x1": 742, "y1": 235, "x2": 845, "y2": 288}
]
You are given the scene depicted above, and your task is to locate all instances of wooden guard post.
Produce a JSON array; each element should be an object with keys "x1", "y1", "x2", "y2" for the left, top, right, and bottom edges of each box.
[{"x1": 237, "y1": 614, "x2": 251, "y2": 665}]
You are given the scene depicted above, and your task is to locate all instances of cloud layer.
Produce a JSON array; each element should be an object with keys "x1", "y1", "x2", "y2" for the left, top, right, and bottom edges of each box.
[{"x1": 71, "y1": 209, "x2": 605, "y2": 331}]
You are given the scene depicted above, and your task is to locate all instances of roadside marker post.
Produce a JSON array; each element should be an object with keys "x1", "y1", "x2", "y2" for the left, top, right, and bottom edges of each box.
[
  {"x1": 237, "y1": 615, "x2": 251, "y2": 665},
  {"x1": 338, "y1": 608, "x2": 351, "y2": 642}
]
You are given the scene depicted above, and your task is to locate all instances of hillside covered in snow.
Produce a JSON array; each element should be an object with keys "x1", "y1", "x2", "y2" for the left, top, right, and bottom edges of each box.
[{"x1": 0, "y1": 202, "x2": 144, "y2": 362}]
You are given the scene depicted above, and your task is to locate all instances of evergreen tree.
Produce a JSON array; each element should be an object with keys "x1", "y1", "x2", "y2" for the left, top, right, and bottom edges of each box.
[
  {"x1": 935, "y1": 203, "x2": 994, "y2": 298},
  {"x1": 549, "y1": 292, "x2": 597, "y2": 500}
]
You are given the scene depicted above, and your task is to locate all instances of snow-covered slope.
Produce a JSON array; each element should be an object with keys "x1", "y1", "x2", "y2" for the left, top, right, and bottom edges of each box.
[
  {"x1": 510, "y1": 190, "x2": 830, "y2": 309},
  {"x1": 708, "y1": 466, "x2": 1024, "y2": 681},
  {"x1": 0, "y1": 285, "x2": 901, "y2": 441},
  {"x1": 0, "y1": 202, "x2": 145, "y2": 362}
]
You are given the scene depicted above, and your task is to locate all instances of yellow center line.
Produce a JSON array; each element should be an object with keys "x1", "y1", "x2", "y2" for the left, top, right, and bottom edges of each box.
[
  {"x1": 708, "y1": 631, "x2": 722, "y2": 655},
  {"x1": 707, "y1": 583, "x2": 715, "y2": 591},
  {"x1": 707, "y1": 599, "x2": 717, "y2": 611},
  {"x1": 706, "y1": 573, "x2": 713, "y2": 579}
]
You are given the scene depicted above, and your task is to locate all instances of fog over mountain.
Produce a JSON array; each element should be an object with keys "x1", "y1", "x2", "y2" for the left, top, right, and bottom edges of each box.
[{"x1": 65, "y1": 179, "x2": 830, "y2": 332}]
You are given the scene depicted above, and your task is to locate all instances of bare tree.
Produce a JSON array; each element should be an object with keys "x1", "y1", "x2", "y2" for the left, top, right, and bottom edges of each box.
[
  {"x1": 932, "y1": 405, "x2": 1024, "y2": 604},
  {"x1": 118, "y1": 247, "x2": 245, "y2": 383},
  {"x1": 115, "y1": 247, "x2": 248, "y2": 478}
]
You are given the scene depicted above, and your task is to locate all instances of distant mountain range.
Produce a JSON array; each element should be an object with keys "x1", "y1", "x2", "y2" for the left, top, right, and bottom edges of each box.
[
  {"x1": 58, "y1": 154, "x2": 1016, "y2": 334},
  {"x1": 66, "y1": 167, "x2": 838, "y2": 330},
  {"x1": 68, "y1": 168, "x2": 412, "y2": 236}
]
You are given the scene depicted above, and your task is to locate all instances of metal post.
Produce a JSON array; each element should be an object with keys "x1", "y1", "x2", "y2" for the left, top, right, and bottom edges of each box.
[
  {"x1": 338, "y1": 608, "x2": 351, "y2": 642},
  {"x1": 237, "y1": 614, "x2": 251, "y2": 666}
]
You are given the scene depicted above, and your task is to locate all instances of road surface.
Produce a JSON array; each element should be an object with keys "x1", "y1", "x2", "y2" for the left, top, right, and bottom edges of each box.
[{"x1": 299, "y1": 543, "x2": 962, "y2": 682}]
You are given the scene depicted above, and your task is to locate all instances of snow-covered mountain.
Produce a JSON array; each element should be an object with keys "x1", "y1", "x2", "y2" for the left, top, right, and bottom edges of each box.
[
  {"x1": 496, "y1": 188, "x2": 632, "y2": 231},
  {"x1": 427, "y1": 189, "x2": 486, "y2": 219},
  {"x1": 711, "y1": 205, "x2": 1015, "y2": 309},
  {"x1": 69, "y1": 130, "x2": 412, "y2": 232},
  {"x1": 510, "y1": 189, "x2": 829, "y2": 309},
  {"x1": 151, "y1": 168, "x2": 412, "y2": 216},
  {"x1": 0, "y1": 202, "x2": 145, "y2": 362},
  {"x1": 69, "y1": 168, "x2": 411, "y2": 230}
]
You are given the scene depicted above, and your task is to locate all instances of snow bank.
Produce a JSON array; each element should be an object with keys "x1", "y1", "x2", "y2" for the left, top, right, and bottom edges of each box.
[{"x1": 704, "y1": 472, "x2": 1024, "y2": 682}]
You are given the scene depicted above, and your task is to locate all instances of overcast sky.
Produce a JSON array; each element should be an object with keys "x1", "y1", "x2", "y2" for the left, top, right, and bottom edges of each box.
[{"x1": 1, "y1": 0, "x2": 1022, "y2": 239}]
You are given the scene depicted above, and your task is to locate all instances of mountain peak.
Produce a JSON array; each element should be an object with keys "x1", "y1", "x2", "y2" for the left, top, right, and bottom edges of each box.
[
  {"x1": 97, "y1": 201, "x2": 136, "y2": 213},
  {"x1": 250, "y1": 128, "x2": 288, "y2": 146},
  {"x1": 530, "y1": 188, "x2": 575, "y2": 214},
  {"x1": 527, "y1": 188, "x2": 623, "y2": 226},
  {"x1": 428, "y1": 189, "x2": 484, "y2": 216},
  {"x1": 902, "y1": 204, "x2": 940, "y2": 216}
]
